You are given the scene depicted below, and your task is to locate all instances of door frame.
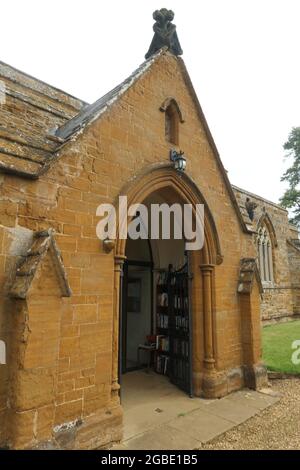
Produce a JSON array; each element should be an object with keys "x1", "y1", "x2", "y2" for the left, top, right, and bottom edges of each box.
[
  {"x1": 113, "y1": 166, "x2": 222, "y2": 401},
  {"x1": 120, "y1": 259, "x2": 154, "y2": 374}
]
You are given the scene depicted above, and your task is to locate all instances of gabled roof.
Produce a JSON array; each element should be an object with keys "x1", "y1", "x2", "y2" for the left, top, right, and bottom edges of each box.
[
  {"x1": 9, "y1": 229, "x2": 72, "y2": 299},
  {"x1": 232, "y1": 184, "x2": 289, "y2": 234},
  {"x1": 0, "y1": 60, "x2": 87, "y2": 111},
  {"x1": 0, "y1": 50, "x2": 164, "y2": 179},
  {"x1": 55, "y1": 49, "x2": 165, "y2": 141},
  {"x1": 0, "y1": 49, "x2": 252, "y2": 233},
  {"x1": 232, "y1": 184, "x2": 287, "y2": 213},
  {"x1": 0, "y1": 60, "x2": 88, "y2": 179}
]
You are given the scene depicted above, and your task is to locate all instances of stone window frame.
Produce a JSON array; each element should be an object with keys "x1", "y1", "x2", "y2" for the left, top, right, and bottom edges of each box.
[
  {"x1": 256, "y1": 224, "x2": 276, "y2": 287},
  {"x1": 256, "y1": 213, "x2": 278, "y2": 287},
  {"x1": 257, "y1": 227, "x2": 272, "y2": 284}
]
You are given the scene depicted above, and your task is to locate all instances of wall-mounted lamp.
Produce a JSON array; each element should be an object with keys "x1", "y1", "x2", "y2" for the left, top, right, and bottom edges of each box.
[{"x1": 170, "y1": 149, "x2": 186, "y2": 172}]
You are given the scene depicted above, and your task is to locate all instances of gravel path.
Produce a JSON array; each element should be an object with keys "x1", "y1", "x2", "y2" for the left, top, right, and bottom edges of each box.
[{"x1": 200, "y1": 378, "x2": 300, "y2": 450}]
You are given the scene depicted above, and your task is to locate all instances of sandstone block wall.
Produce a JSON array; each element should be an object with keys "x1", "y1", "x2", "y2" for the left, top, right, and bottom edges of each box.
[
  {"x1": 233, "y1": 186, "x2": 299, "y2": 321},
  {"x1": 0, "y1": 52, "x2": 264, "y2": 448}
]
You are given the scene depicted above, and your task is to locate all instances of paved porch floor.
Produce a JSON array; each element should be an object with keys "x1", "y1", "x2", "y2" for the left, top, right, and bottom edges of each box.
[{"x1": 113, "y1": 370, "x2": 280, "y2": 450}]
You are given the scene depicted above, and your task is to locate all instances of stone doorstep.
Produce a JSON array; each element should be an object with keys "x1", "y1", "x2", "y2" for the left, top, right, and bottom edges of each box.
[{"x1": 114, "y1": 389, "x2": 280, "y2": 451}]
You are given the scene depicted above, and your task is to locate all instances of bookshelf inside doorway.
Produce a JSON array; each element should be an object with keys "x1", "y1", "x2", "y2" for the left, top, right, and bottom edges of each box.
[{"x1": 155, "y1": 257, "x2": 193, "y2": 397}]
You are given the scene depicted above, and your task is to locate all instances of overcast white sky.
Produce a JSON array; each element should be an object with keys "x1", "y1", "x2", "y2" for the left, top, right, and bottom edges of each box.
[{"x1": 1, "y1": 0, "x2": 299, "y2": 203}]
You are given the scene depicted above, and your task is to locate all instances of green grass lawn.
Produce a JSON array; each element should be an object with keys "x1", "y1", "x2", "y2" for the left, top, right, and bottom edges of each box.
[{"x1": 262, "y1": 320, "x2": 300, "y2": 374}]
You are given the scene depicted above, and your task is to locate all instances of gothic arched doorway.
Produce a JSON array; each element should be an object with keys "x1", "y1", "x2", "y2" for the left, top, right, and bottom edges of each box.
[
  {"x1": 111, "y1": 165, "x2": 222, "y2": 403},
  {"x1": 120, "y1": 188, "x2": 193, "y2": 397}
]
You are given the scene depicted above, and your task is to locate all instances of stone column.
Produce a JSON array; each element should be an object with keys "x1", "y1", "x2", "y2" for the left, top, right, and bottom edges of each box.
[
  {"x1": 263, "y1": 241, "x2": 270, "y2": 282},
  {"x1": 199, "y1": 264, "x2": 227, "y2": 398},
  {"x1": 200, "y1": 264, "x2": 215, "y2": 371},
  {"x1": 258, "y1": 239, "x2": 263, "y2": 273},
  {"x1": 267, "y1": 242, "x2": 274, "y2": 282},
  {"x1": 111, "y1": 254, "x2": 126, "y2": 402},
  {"x1": 199, "y1": 264, "x2": 228, "y2": 398}
]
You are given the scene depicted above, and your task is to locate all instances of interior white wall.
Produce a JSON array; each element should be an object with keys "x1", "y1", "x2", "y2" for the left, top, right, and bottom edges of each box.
[{"x1": 126, "y1": 266, "x2": 152, "y2": 368}]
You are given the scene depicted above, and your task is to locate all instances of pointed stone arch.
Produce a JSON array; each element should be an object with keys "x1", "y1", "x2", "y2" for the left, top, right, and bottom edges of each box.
[
  {"x1": 257, "y1": 212, "x2": 278, "y2": 248},
  {"x1": 160, "y1": 97, "x2": 185, "y2": 123},
  {"x1": 110, "y1": 163, "x2": 223, "y2": 399},
  {"x1": 256, "y1": 212, "x2": 277, "y2": 284},
  {"x1": 114, "y1": 163, "x2": 222, "y2": 265}
]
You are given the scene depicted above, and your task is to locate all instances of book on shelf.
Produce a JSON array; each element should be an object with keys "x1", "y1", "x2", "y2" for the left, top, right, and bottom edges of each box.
[
  {"x1": 157, "y1": 313, "x2": 168, "y2": 329},
  {"x1": 174, "y1": 315, "x2": 188, "y2": 330},
  {"x1": 156, "y1": 334, "x2": 169, "y2": 352},
  {"x1": 156, "y1": 354, "x2": 169, "y2": 375},
  {"x1": 173, "y1": 294, "x2": 189, "y2": 309},
  {"x1": 157, "y1": 292, "x2": 168, "y2": 307}
]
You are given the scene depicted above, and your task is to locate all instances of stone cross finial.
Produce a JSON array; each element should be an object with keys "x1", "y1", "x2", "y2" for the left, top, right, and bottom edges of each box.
[{"x1": 145, "y1": 8, "x2": 183, "y2": 59}]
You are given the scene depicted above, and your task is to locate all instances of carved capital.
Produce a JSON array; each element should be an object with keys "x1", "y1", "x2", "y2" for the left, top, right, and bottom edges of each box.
[
  {"x1": 199, "y1": 263, "x2": 215, "y2": 273},
  {"x1": 114, "y1": 254, "x2": 126, "y2": 272}
]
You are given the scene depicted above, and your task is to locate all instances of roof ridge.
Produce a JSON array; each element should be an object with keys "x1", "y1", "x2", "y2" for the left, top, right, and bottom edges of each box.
[{"x1": 232, "y1": 184, "x2": 286, "y2": 211}]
